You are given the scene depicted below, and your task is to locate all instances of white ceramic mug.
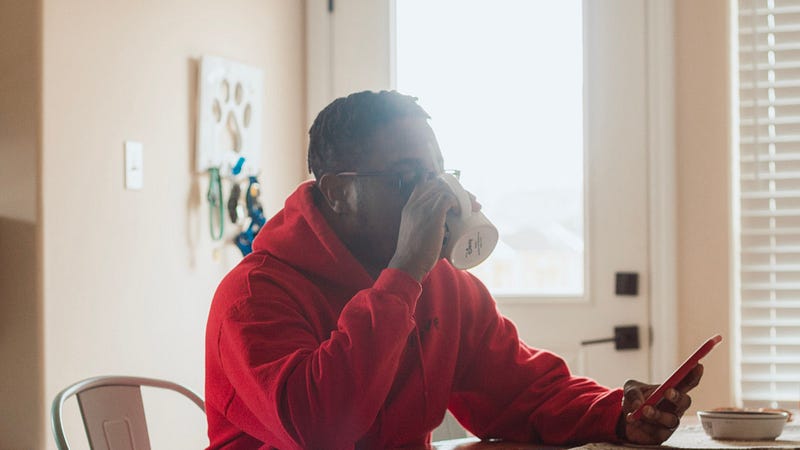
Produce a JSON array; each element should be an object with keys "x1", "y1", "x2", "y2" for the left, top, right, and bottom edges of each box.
[{"x1": 440, "y1": 173, "x2": 499, "y2": 270}]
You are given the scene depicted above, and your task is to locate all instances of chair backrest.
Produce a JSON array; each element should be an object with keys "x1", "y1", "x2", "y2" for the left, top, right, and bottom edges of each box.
[{"x1": 51, "y1": 375, "x2": 205, "y2": 450}]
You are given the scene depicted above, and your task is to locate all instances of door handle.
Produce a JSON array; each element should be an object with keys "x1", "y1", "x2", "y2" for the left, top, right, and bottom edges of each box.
[{"x1": 581, "y1": 325, "x2": 640, "y2": 350}]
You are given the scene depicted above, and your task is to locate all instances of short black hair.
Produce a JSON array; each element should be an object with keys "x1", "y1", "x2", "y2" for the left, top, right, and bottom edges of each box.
[{"x1": 307, "y1": 90, "x2": 430, "y2": 179}]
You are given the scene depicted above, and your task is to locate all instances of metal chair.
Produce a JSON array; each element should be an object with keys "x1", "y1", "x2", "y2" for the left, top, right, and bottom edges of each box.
[{"x1": 51, "y1": 375, "x2": 205, "y2": 450}]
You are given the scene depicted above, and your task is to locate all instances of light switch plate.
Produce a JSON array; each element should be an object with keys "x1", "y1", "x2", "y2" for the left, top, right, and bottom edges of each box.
[{"x1": 125, "y1": 140, "x2": 143, "y2": 190}]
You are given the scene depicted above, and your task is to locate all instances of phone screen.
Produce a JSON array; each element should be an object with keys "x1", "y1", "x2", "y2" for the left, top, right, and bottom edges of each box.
[{"x1": 630, "y1": 334, "x2": 722, "y2": 421}]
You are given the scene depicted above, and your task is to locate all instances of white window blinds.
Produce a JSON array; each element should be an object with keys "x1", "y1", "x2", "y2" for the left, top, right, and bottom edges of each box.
[{"x1": 738, "y1": 0, "x2": 800, "y2": 409}]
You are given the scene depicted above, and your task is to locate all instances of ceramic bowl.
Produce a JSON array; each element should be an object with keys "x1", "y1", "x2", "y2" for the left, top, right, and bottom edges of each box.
[{"x1": 697, "y1": 410, "x2": 790, "y2": 440}]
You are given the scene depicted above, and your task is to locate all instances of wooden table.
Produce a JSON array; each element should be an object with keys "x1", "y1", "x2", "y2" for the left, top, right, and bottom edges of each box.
[
  {"x1": 407, "y1": 422, "x2": 800, "y2": 450},
  {"x1": 422, "y1": 437, "x2": 562, "y2": 449}
]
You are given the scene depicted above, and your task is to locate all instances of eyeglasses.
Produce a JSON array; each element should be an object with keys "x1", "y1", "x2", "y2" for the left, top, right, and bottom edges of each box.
[{"x1": 336, "y1": 168, "x2": 461, "y2": 194}]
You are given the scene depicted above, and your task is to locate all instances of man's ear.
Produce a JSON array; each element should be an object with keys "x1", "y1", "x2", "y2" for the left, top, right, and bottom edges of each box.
[{"x1": 317, "y1": 174, "x2": 356, "y2": 214}]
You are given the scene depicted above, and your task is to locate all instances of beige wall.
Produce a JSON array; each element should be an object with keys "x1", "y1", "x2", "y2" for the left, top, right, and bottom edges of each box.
[
  {"x1": 676, "y1": 0, "x2": 735, "y2": 409},
  {"x1": 36, "y1": 0, "x2": 306, "y2": 447},
  {"x1": 0, "y1": 0, "x2": 39, "y2": 223},
  {"x1": 0, "y1": 218, "x2": 41, "y2": 449},
  {"x1": 0, "y1": 0, "x2": 42, "y2": 449}
]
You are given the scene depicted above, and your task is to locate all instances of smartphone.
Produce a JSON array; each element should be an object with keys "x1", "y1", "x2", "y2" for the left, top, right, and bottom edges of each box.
[{"x1": 630, "y1": 334, "x2": 722, "y2": 421}]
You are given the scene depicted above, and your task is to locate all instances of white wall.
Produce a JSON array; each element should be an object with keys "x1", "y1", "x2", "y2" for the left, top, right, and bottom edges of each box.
[
  {"x1": 675, "y1": 0, "x2": 734, "y2": 408},
  {"x1": 38, "y1": 0, "x2": 307, "y2": 447},
  {"x1": 305, "y1": 0, "x2": 393, "y2": 127}
]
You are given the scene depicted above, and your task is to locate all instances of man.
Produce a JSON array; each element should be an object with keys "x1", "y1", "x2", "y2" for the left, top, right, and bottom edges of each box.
[{"x1": 205, "y1": 90, "x2": 702, "y2": 449}]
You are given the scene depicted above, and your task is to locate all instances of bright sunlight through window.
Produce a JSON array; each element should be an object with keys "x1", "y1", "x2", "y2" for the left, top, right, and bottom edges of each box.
[{"x1": 395, "y1": 0, "x2": 585, "y2": 297}]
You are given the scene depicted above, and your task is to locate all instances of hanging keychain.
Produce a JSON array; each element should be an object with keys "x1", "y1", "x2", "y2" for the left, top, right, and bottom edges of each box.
[
  {"x1": 227, "y1": 183, "x2": 242, "y2": 223},
  {"x1": 207, "y1": 166, "x2": 224, "y2": 240},
  {"x1": 227, "y1": 157, "x2": 247, "y2": 225},
  {"x1": 234, "y1": 174, "x2": 267, "y2": 256}
]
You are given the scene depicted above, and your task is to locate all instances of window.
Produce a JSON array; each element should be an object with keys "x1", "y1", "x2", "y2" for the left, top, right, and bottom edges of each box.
[
  {"x1": 737, "y1": 0, "x2": 800, "y2": 409},
  {"x1": 395, "y1": 0, "x2": 585, "y2": 297}
]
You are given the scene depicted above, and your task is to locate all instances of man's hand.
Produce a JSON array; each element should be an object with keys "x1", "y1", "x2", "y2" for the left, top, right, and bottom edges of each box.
[
  {"x1": 618, "y1": 364, "x2": 704, "y2": 445},
  {"x1": 387, "y1": 177, "x2": 458, "y2": 281}
]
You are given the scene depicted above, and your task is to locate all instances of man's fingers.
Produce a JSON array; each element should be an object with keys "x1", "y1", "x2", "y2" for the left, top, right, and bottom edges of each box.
[
  {"x1": 626, "y1": 403, "x2": 681, "y2": 445},
  {"x1": 409, "y1": 178, "x2": 458, "y2": 214},
  {"x1": 649, "y1": 407, "x2": 681, "y2": 429},
  {"x1": 626, "y1": 419, "x2": 676, "y2": 445},
  {"x1": 623, "y1": 380, "x2": 648, "y2": 407},
  {"x1": 665, "y1": 388, "x2": 693, "y2": 416},
  {"x1": 676, "y1": 364, "x2": 704, "y2": 394},
  {"x1": 622, "y1": 373, "x2": 700, "y2": 446}
]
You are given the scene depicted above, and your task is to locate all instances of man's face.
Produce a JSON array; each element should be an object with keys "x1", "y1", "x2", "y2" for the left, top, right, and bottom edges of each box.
[{"x1": 345, "y1": 116, "x2": 445, "y2": 272}]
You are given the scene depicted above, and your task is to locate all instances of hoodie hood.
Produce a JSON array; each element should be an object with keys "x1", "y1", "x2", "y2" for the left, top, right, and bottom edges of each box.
[{"x1": 251, "y1": 181, "x2": 374, "y2": 291}]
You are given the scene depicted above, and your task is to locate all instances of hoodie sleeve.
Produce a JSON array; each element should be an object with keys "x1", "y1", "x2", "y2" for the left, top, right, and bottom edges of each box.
[
  {"x1": 448, "y1": 275, "x2": 623, "y2": 445},
  {"x1": 216, "y1": 268, "x2": 420, "y2": 449}
]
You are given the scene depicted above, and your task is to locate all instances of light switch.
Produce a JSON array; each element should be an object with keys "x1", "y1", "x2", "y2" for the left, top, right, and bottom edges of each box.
[{"x1": 125, "y1": 140, "x2": 143, "y2": 190}]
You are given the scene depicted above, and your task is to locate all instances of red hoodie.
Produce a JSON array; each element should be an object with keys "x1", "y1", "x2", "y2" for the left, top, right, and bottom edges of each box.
[{"x1": 205, "y1": 181, "x2": 623, "y2": 449}]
